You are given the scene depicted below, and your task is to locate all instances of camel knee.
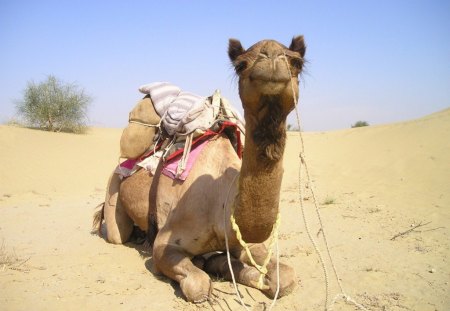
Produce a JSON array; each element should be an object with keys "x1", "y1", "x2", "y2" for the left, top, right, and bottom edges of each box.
[{"x1": 153, "y1": 243, "x2": 213, "y2": 302}]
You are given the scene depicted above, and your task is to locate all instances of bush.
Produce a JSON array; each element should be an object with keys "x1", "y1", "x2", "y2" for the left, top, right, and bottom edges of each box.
[
  {"x1": 286, "y1": 123, "x2": 300, "y2": 131},
  {"x1": 16, "y1": 75, "x2": 91, "y2": 133},
  {"x1": 351, "y1": 120, "x2": 369, "y2": 128}
]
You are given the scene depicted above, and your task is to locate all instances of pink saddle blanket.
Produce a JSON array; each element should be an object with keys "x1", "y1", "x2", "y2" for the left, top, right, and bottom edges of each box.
[
  {"x1": 115, "y1": 121, "x2": 242, "y2": 181},
  {"x1": 115, "y1": 138, "x2": 209, "y2": 181},
  {"x1": 161, "y1": 138, "x2": 208, "y2": 180}
]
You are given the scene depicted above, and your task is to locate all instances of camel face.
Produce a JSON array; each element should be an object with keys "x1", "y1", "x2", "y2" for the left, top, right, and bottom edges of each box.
[{"x1": 229, "y1": 36, "x2": 306, "y2": 116}]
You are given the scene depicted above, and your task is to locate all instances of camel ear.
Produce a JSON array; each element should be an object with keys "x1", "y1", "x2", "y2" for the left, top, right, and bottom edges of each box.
[
  {"x1": 228, "y1": 39, "x2": 245, "y2": 62},
  {"x1": 289, "y1": 35, "x2": 306, "y2": 58}
]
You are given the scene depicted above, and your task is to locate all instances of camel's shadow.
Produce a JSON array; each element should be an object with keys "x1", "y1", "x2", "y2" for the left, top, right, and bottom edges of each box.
[
  {"x1": 121, "y1": 239, "x2": 186, "y2": 300},
  {"x1": 124, "y1": 240, "x2": 247, "y2": 310},
  {"x1": 92, "y1": 205, "x2": 204, "y2": 301},
  {"x1": 94, "y1": 226, "x2": 261, "y2": 310}
]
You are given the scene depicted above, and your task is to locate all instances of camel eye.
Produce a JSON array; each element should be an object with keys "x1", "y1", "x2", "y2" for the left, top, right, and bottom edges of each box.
[{"x1": 234, "y1": 61, "x2": 247, "y2": 74}]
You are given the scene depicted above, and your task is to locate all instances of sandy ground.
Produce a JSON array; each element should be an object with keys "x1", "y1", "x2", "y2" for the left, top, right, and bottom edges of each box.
[{"x1": 0, "y1": 109, "x2": 449, "y2": 311}]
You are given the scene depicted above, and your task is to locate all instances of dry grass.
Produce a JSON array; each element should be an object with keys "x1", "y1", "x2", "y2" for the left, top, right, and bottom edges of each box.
[
  {"x1": 322, "y1": 196, "x2": 336, "y2": 205},
  {"x1": 0, "y1": 240, "x2": 29, "y2": 272}
]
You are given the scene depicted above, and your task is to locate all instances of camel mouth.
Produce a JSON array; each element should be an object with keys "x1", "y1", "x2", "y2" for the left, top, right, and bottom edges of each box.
[
  {"x1": 250, "y1": 76, "x2": 290, "y2": 83},
  {"x1": 249, "y1": 68, "x2": 291, "y2": 83},
  {"x1": 249, "y1": 67, "x2": 292, "y2": 95},
  {"x1": 250, "y1": 78, "x2": 289, "y2": 95}
]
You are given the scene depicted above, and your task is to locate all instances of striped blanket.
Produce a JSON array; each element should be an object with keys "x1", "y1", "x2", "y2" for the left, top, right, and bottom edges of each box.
[{"x1": 139, "y1": 82, "x2": 208, "y2": 136}]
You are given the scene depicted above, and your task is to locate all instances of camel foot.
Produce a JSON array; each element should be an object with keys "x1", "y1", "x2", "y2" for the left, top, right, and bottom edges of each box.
[
  {"x1": 229, "y1": 244, "x2": 297, "y2": 298},
  {"x1": 153, "y1": 241, "x2": 213, "y2": 303},
  {"x1": 180, "y1": 271, "x2": 213, "y2": 303},
  {"x1": 263, "y1": 262, "x2": 297, "y2": 298},
  {"x1": 204, "y1": 253, "x2": 269, "y2": 290}
]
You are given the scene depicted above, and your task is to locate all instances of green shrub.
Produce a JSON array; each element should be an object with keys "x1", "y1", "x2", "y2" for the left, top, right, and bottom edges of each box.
[
  {"x1": 351, "y1": 121, "x2": 369, "y2": 128},
  {"x1": 16, "y1": 75, "x2": 91, "y2": 133},
  {"x1": 286, "y1": 123, "x2": 300, "y2": 131}
]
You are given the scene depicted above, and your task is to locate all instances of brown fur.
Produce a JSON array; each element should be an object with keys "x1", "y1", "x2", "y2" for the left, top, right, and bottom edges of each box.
[
  {"x1": 94, "y1": 36, "x2": 307, "y2": 302},
  {"x1": 252, "y1": 95, "x2": 287, "y2": 162}
]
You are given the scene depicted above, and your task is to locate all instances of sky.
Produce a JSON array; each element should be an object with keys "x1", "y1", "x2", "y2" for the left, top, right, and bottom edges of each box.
[{"x1": 1, "y1": 0, "x2": 449, "y2": 131}]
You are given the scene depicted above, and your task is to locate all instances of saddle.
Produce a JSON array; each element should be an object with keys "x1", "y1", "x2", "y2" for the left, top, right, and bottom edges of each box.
[{"x1": 118, "y1": 82, "x2": 245, "y2": 180}]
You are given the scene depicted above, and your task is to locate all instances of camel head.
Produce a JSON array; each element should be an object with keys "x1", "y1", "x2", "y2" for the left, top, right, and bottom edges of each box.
[
  {"x1": 229, "y1": 36, "x2": 306, "y2": 161},
  {"x1": 229, "y1": 36, "x2": 306, "y2": 117}
]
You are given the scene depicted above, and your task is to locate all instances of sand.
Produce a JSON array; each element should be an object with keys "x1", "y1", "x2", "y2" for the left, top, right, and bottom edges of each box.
[{"x1": 0, "y1": 109, "x2": 449, "y2": 310}]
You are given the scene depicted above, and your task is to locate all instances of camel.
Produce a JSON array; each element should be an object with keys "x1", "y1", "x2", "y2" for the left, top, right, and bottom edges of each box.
[{"x1": 94, "y1": 36, "x2": 306, "y2": 302}]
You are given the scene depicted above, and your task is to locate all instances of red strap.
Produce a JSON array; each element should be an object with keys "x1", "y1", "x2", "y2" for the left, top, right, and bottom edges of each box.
[
  {"x1": 134, "y1": 121, "x2": 243, "y2": 164},
  {"x1": 165, "y1": 121, "x2": 242, "y2": 162}
]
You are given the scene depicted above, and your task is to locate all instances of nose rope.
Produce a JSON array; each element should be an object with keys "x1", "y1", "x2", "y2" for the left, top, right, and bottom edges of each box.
[
  {"x1": 224, "y1": 174, "x2": 282, "y2": 311},
  {"x1": 282, "y1": 52, "x2": 369, "y2": 311}
]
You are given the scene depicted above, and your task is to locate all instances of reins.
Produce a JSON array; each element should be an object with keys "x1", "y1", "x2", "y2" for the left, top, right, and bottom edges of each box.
[
  {"x1": 284, "y1": 54, "x2": 369, "y2": 311},
  {"x1": 223, "y1": 172, "x2": 281, "y2": 311},
  {"x1": 230, "y1": 204, "x2": 280, "y2": 290}
]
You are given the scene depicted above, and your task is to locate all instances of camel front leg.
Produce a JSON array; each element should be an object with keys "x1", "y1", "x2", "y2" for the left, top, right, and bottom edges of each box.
[
  {"x1": 204, "y1": 252, "x2": 268, "y2": 290},
  {"x1": 153, "y1": 236, "x2": 213, "y2": 302},
  {"x1": 232, "y1": 243, "x2": 297, "y2": 298},
  {"x1": 204, "y1": 244, "x2": 296, "y2": 298}
]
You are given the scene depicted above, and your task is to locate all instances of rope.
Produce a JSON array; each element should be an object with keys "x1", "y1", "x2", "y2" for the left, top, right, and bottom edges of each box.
[
  {"x1": 230, "y1": 205, "x2": 280, "y2": 289},
  {"x1": 128, "y1": 120, "x2": 159, "y2": 128},
  {"x1": 283, "y1": 53, "x2": 369, "y2": 311},
  {"x1": 176, "y1": 132, "x2": 193, "y2": 177},
  {"x1": 223, "y1": 173, "x2": 282, "y2": 311},
  {"x1": 223, "y1": 173, "x2": 250, "y2": 311},
  {"x1": 268, "y1": 231, "x2": 281, "y2": 310}
]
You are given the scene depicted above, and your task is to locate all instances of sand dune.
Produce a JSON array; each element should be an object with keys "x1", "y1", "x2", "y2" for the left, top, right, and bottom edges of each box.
[{"x1": 0, "y1": 109, "x2": 449, "y2": 310}]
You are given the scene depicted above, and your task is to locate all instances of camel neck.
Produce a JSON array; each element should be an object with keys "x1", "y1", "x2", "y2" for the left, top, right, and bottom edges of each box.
[{"x1": 233, "y1": 96, "x2": 287, "y2": 243}]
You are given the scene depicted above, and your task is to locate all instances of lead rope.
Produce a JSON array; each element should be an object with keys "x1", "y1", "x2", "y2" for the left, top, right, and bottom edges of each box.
[
  {"x1": 230, "y1": 206, "x2": 280, "y2": 289},
  {"x1": 284, "y1": 53, "x2": 369, "y2": 311},
  {"x1": 223, "y1": 173, "x2": 250, "y2": 311},
  {"x1": 223, "y1": 173, "x2": 281, "y2": 311}
]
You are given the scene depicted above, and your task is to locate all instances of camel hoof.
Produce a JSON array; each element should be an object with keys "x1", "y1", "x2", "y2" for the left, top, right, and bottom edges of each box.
[
  {"x1": 180, "y1": 271, "x2": 213, "y2": 302},
  {"x1": 264, "y1": 263, "x2": 297, "y2": 298}
]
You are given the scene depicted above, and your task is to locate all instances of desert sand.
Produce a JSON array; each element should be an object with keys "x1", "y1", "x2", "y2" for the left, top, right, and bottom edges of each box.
[{"x1": 0, "y1": 108, "x2": 449, "y2": 311}]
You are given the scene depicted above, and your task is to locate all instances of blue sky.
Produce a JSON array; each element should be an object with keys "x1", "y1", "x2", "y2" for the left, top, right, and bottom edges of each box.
[{"x1": 1, "y1": 0, "x2": 449, "y2": 131}]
